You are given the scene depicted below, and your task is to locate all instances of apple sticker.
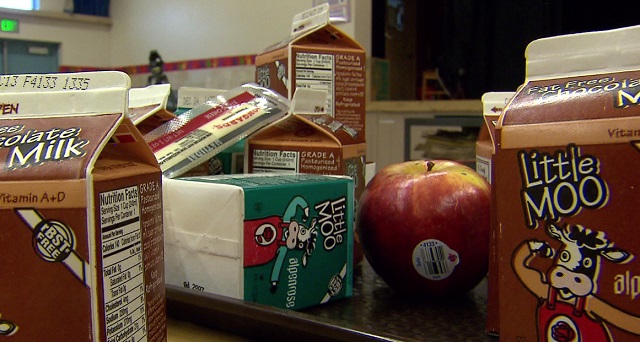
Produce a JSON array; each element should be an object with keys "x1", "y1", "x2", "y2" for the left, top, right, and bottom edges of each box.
[{"x1": 412, "y1": 239, "x2": 460, "y2": 281}]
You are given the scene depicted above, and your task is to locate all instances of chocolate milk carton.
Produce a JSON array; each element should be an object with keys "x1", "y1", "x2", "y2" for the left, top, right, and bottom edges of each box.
[
  {"x1": 476, "y1": 92, "x2": 513, "y2": 183},
  {"x1": 128, "y1": 83, "x2": 176, "y2": 134},
  {"x1": 246, "y1": 88, "x2": 366, "y2": 205},
  {"x1": 255, "y1": 3, "x2": 366, "y2": 138},
  {"x1": 0, "y1": 72, "x2": 165, "y2": 341},
  {"x1": 495, "y1": 26, "x2": 640, "y2": 340},
  {"x1": 477, "y1": 91, "x2": 514, "y2": 336}
]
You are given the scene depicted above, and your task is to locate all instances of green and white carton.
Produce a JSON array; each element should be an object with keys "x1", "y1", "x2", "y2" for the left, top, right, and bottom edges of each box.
[{"x1": 163, "y1": 173, "x2": 354, "y2": 310}]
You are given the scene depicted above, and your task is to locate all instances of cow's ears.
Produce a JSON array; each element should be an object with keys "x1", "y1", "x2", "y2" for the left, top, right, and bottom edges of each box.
[
  {"x1": 546, "y1": 223, "x2": 563, "y2": 240},
  {"x1": 602, "y1": 248, "x2": 633, "y2": 264}
]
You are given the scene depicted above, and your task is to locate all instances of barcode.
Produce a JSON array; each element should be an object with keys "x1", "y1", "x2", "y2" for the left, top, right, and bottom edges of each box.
[{"x1": 422, "y1": 245, "x2": 449, "y2": 276}]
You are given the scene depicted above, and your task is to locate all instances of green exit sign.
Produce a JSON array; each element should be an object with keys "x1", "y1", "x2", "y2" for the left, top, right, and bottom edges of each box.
[{"x1": 1, "y1": 19, "x2": 19, "y2": 33}]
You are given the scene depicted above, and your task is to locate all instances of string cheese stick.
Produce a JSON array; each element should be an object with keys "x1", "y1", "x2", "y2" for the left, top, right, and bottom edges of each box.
[{"x1": 144, "y1": 84, "x2": 289, "y2": 178}]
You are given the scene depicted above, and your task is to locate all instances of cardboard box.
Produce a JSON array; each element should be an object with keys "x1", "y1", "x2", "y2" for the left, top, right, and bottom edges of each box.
[
  {"x1": 0, "y1": 72, "x2": 166, "y2": 341},
  {"x1": 163, "y1": 173, "x2": 354, "y2": 310},
  {"x1": 495, "y1": 26, "x2": 640, "y2": 341},
  {"x1": 477, "y1": 91, "x2": 514, "y2": 337},
  {"x1": 128, "y1": 83, "x2": 176, "y2": 134},
  {"x1": 255, "y1": 3, "x2": 366, "y2": 138}
]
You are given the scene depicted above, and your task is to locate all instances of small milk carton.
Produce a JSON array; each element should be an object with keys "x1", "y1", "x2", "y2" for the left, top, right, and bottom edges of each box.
[
  {"x1": 0, "y1": 72, "x2": 165, "y2": 341},
  {"x1": 255, "y1": 3, "x2": 366, "y2": 138},
  {"x1": 163, "y1": 173, "x2": 354, "y2": 310},
  {"x1": 477, "y1": 91, "x2": 514, "y2": 336},
  {"x1": 476, "y1": 92, "x2": 513, "y2": 183},
  {"x1": 246, "y1": 89, "x2": 366, "y2": 205},
  {"x1": 495, "y1": 26, "x2": 640, "y2": 340},
  {"x1": 128, "y1": 83, "x2": 176, "y2": 134}
]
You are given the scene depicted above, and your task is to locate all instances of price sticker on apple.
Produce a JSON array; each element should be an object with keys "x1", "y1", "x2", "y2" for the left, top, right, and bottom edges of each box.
[{"x1": 412, "y1": 239, "x2": 460, "y2": 281}]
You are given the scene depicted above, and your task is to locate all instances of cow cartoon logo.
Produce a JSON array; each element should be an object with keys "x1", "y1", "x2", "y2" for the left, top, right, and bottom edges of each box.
[
  {"x1": 244, "y1": 195, "x2": 318, "y2": 293},
  {"x1": 512, "y1": 223, "x2": 640, "y2": 341}
]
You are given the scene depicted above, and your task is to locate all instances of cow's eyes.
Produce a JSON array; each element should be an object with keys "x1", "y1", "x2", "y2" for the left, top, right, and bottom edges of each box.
[
  {"x1": 560, "y1": 251, "x2": 570, "y2": 262},
  {"x1": 583, "y1": 258, "x2": 593, "y2": 268}
]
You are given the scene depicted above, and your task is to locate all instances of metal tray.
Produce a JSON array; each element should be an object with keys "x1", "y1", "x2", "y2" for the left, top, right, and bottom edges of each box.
[{"x1": 166, "y1": 260, "x2": 496, "y2": 341}]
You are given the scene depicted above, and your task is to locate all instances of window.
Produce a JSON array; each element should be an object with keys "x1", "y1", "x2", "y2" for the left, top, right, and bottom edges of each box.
[{"x1": 0, "y1": 0, "x2": 38, "y2": 11}]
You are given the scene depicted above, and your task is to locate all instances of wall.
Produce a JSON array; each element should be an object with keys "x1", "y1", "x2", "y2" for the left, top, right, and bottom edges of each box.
[
  {"x1": 109, "y1": 0, "x2": 371, "y2": 89},
  {"x1": 0, "y1": 0, "x2": 111, "y2": 67},
  {"x1": 0, "y1": 1, "x2": 371, "y2": 90},
  {"x1": 111, "y1": 0, "x2": 309, "y2": 88},
  {"x1": 109, "y1": 1, "x2": 308, "y2": 67},
  {"x1": 109, "y1": 0, "x2": 370, "y2": 65}
]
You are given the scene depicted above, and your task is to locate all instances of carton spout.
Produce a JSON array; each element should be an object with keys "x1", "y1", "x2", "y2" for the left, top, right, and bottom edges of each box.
[{"x1": 291, "y1": 3, "x2": 330, "y2": 36}]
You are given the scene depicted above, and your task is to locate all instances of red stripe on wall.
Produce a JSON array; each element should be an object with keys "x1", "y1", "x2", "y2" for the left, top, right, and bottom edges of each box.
[{"x1": 59, "y1": 54, "x2": 257, "y2": 74}]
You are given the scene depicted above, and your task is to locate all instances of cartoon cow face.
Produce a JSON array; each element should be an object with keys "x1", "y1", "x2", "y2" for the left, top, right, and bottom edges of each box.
[
  {"x1": 546, "y1": 223, "x2": 632, "y2": 300},
  {"x1": 284, "y1": 218, "x2": 318, "y2": 266}
]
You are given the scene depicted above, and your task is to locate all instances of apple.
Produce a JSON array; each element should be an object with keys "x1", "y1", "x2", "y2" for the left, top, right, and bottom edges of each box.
[{"x1": 356, "y1": 159, "x2": 490, "y2": 297}]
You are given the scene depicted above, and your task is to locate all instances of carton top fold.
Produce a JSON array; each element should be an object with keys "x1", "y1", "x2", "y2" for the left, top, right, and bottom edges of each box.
[{"x1": 526, "y1": 25, "x2": 640, "y2": 80}]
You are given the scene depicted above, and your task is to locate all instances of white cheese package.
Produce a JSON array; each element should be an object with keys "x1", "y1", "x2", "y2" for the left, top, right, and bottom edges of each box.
[{"x1": 143, "y1": 83, "x2": 290, "y2": 178}]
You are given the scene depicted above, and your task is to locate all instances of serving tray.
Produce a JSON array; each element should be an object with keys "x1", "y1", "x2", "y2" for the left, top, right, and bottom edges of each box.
[{"x1": 166, "y1": 260, "x2": 496, "y2": 341}]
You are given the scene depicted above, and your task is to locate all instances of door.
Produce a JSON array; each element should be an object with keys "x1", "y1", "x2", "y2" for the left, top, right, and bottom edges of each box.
[{"x1": 0, "y1": 39, "x2": 59, "y2": 74}]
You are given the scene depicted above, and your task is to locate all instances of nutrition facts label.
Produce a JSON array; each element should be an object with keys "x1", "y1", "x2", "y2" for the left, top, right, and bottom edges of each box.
[
  {"x1": 252, "y1": 149, "x2": 299, "y2": 172},
  {"x1": 295, "y1": 52, "x2": 334, "y2": 116},
  {"x1": 100, "y1": 186, "x2": 148, "y2": 342}
]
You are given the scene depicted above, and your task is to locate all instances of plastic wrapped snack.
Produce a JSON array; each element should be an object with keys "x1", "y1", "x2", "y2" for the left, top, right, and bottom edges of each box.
[{"x1": 144, "y1": 83, "x2": 290, "y2": 178}]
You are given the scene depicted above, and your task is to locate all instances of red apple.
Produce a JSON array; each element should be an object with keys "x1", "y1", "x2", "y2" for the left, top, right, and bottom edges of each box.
[{"x1": 356, "y1": 159, "x2": 490, "y2": 297}]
